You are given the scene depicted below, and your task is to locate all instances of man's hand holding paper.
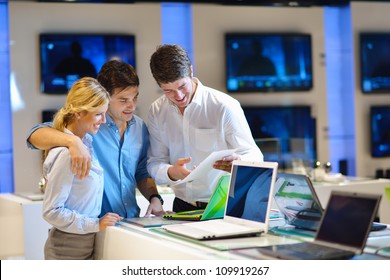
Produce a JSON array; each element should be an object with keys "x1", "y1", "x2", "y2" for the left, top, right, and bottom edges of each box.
[
  {"x1": 213, "y1": 152, "x2": 241, "y2": 172},
  {"x1": 171, "y1": 149, "x2": 237, "y2": 186}
]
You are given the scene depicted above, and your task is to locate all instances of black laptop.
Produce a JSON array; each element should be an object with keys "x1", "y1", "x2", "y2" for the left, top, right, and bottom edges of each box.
[{"x1": 256, "y1": 191, "x2": 381, "y2": 260}]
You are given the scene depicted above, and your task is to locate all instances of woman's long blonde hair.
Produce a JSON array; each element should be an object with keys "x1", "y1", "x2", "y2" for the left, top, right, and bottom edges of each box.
[
  {"x1": 52, "y1": 77, "x2": 110, "y2": 132},
  {"x1": 41, "y1": 77, "x2": 109, "y2": 192}
]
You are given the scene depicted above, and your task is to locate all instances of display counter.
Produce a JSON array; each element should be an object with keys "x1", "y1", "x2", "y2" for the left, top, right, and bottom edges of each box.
[
  {"x1": 94, "y1": 220, "x2": 390, "y2": 260},
  {"x1": 1, "y1": 177, "x2": 390, "y2": 260},
  {"x1": 94, "y1": 223, "x2": 300, "y2": 260},
  {"x1": 0, "y1": 193, "x2": 50, "y2": 260},
  {"x1": 313, "y1": 177, "x2": 390, "y2": 223},
  {"x1": 0, "y1": 188, "x2": 174, "y2": 260}
]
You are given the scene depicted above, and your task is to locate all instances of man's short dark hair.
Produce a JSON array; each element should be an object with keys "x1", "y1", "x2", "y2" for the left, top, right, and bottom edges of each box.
[
  {"x1": 97, "y1": 59, "x2": 139, "y2": 96},
  {"x1": 150, "y1": 44, "x2": 192, "y2": 85}
]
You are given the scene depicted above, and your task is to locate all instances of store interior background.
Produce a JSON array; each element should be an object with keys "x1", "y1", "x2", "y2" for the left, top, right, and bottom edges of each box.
[{"x1": 1, "y1": 0, "x2": 390, "y2": 195}]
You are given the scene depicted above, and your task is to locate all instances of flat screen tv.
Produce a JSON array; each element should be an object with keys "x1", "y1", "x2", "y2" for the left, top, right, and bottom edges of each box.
[
  {"x1": 242, "y1": 105, "x2": 316, "y2": 168},
  {"x1": 370, "y1": 106, "x2": 390, "y2": 157},
  {"x1": 37, "y1": 0, "x2": 134, "y2": 2},
  {"x1": 225, "y1": 33, "x2": 313, "y2": 93},
  {"x1": 37, "y1": 0, "x2": 349, "y2": 5},
  {"x1": 360, "y1": 32, "x2": 390, "y2": 94},
  {"x1": 42, "y1": 109, "x2": 57, "y2": 123},
  {"x1": 39, "y1": 33, "x2": 136, "y2": 94}
]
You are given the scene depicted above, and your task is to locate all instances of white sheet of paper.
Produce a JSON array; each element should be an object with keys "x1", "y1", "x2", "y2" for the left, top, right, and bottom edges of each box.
[{"x1": 171, "y1": 149, "x2": 236, "y2": 186}]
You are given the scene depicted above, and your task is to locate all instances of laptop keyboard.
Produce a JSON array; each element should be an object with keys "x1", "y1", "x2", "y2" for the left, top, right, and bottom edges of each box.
[
  {"x1": 277, "y1": 242, "x2": 355, "y2": 259},
  {"x1": 164, "y1": 219, "x2": 263, "y2": 240},
  {"x1": 186, "y1": 220, "x2": 254, "y2": 234},
  {"x1": 177, "y1": 210, "x2": 204, "y2": 215}
]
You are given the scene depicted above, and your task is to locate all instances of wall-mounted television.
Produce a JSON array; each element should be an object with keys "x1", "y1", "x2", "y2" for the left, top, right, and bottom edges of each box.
[
  {"x1": 42, "y1": 109, "x2": 57, "y2": 123},
  {"x1": 36, "y1": 0, "x2": 349, "y2": 5},
  {"x1": 37, "y1": 0, "x2": 134, "y2": 2},
  {"x1": 225, "y1": 33, "x2": 313, "y2": 93},
  {"x1": 370, "y1": 106, "x2": 390, "y2": 157},
  {"x1": 39, "y1": 33, "x2": 136, "y2": 94},
  {"x1": 360, "y1": 32, "x2": 390, "y2": 94},
  {"x1": 242, "y1": 105, "x2": 316, "y2": 168}
]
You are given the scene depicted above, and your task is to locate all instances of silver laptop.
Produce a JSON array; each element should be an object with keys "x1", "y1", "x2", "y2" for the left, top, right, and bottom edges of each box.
[
  {"x1": 162, "y1": 160, "x2": 278, "y2": 240},
  {"x1": 275, "y1": 173, "x2": 386, "y2": 232},
  {"x1": 256, "y1": 191, "x2": 381, "y2": 259},
  {"x1": 273, "y1": 173, "x2": 323, "y2": 231}
]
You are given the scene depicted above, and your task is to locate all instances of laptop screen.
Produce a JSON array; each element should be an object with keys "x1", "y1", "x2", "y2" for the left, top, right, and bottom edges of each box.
[
  {"x1": 226, "y1": 162, "x2": 277, "y2": 223},
  {"x1": 201, "y1": 174, "x2": 230, "y2": 220},
  {"x1": 316, "y1": 191, "x2": 380, "y2": 249},
  {"x1": 274, "y1": 173, "x2": 323, "y2": 230}
]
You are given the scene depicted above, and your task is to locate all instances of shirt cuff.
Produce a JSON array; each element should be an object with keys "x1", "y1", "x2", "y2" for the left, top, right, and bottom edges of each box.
[{"x1": 157, "y1": 164, "x2": 180, "y2": 185}]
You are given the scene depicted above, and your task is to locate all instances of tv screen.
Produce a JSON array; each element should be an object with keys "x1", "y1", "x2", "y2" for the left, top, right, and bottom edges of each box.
[
  {"x1": 42, "y1": 109, "x2": 57, "y2": 123},
  {"x1": 242, "y1": 106, "x2": 316, "y2": 168},
  {"x1": 37, "y1": 0, "x2": 135, "y2": 2},
  {"x1": 360, "y1": 32, "x2": 390, "y2": 94},
  {"x1": 39, "y1": 33, "x2": 136, "y2": 94},
  {"x1": 225, "y1": 33, "x2": 313, "y2": 93},
  {"x1": 37, "y1": 0, "x2": 349, "y2": 5},
  {"x1": 370, "y1": 106, "x2": 390, "y2": 157},
  {"x1": 218, "y1": 0, "x2": 350, "y2": 6}
]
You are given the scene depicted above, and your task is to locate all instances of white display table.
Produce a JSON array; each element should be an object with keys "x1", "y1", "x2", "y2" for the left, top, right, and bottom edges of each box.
[
  {"x1": 313, "y1": 177, "x2": 390, "y2": 224},
  {"x1": 1, "y1": 178, "x2": 389, "y2": 260},
  {"x1": 94, "y1": 220, "x2": 390, "y2": 260},
  {"x1": 0, "y1": 188, "x2": 174, "y2": 260},
  {"x1": 0, "y1": 193, "x2": 50, "y2": 260},
  {"x1": 94, "y1": 223, "x2": 299, "y2": 260}
]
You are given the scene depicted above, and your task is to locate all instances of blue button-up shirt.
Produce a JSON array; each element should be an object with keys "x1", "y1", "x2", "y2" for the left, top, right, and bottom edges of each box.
[
  {"x1": 42, "y1": 132, "x2": 103, "y2": 234},
  {"x1": 27, "y1": 113, "x2": 151, "y2": 218}
]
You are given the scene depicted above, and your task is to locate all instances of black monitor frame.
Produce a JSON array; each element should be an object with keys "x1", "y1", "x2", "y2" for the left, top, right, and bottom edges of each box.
[
  {"x1": 39, "y1": 32, "x2": 136, "y2": 94},
  {"x1": 225, "y1": 32, "x2": 313, "y2": 93},
  {"x1": 360, "y1": 32, "x2": 390, "y2": 94},
  {"x1": 242, "y1": 105, "x2": 317, "y2": 168},
  {"x1": 370, "y1": 105, "x2": 390, "y2": 157}
]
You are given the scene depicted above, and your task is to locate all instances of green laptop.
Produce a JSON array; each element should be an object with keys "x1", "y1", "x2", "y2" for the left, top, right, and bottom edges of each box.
[{"x1": 163, "y1": 174, "x2": 230, "y2": 221}]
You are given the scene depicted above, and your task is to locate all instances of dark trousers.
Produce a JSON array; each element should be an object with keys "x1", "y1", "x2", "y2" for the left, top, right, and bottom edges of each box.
[{"x1": 173, "y1": 197, "x2": 208, "y2": 212}]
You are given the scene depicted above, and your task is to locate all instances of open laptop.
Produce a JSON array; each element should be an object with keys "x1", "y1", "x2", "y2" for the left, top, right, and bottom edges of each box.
[
  {"x1": 118, "y1": 215, "x2": 187, "y2": 228},
  {"x1": 256, "y1": 191, "x2": 382, "y2": 259},
  {"x1": 275, "y1": 173, "x2": 386, "y2": 232},
  {"x1": 273, "y1": 173, "x2": 322, "y2": 231},
  {"x1": 162, "y1": 160, "x2": 278, "y2": 240},
  {"x1": 162, "y1": 174, "x2": 230, "y2": 221},
  {"x1": 118, "y1": 174, "x2": 230, "y2": 228}
]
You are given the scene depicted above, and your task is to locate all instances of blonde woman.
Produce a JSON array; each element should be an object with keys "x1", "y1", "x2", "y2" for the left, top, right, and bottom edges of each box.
[{"x1": 42, "y1": 77, "x2": 121, "y2": 260}]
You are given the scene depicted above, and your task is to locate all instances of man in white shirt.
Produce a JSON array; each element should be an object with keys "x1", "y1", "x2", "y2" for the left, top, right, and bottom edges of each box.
[{"x1": 147, "y1": 44, "x2": 263, "y2": 212}]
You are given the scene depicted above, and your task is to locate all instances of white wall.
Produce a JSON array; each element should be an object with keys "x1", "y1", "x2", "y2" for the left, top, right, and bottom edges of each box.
[
  {"x1": 9, "y1": 2, "x2": 162, "y2": 193},
  {"x1": 351, "y1": 2, "x2": 390, "y2": 177},
  {"x1": 10, "y1": 2, "x2": 331, "y2": 193},
  {"x1": 191, "y1": 4, "x2": 329, "y2": 164}
]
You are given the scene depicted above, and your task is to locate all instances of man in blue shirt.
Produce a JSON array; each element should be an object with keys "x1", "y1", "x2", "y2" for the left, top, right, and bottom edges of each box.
[{"x1": 27, "y1": 60, "x2": 165, "y2": 218}]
